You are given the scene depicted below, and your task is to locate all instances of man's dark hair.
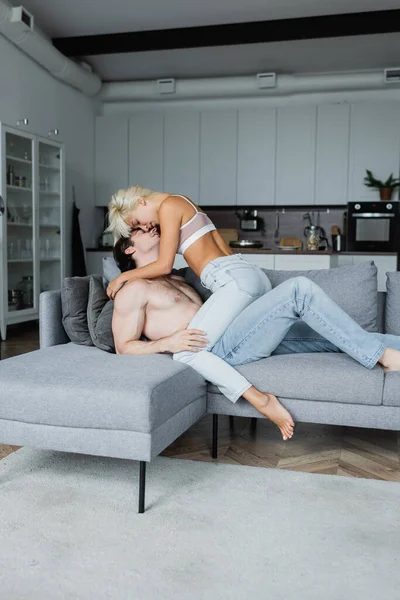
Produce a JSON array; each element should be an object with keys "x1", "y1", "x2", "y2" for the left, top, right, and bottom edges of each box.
[{"x1": 113, "y1": 237, "x2": 136, "y2": 273}]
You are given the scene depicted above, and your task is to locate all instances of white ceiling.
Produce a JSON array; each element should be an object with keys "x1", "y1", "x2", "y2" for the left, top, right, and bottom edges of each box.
[
  {"x1": 87, "y1": 33, "x2": 400, "y2": 81},
  {"x1": 19, "y1": 0, "x2": 400, "y2": 37},
  {"x1": 16, "y1": 0, "x2": 400, "y2": 81}
]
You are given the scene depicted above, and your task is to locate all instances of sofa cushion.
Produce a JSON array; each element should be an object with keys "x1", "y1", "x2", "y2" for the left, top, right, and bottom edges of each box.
[
  {"x1": 208, "y1": 353, "x2": 384, "y2": 406},
  {"x1": 385, "y1": 272, "x2": 400, "y2": 335},
  {"x1": 61, "y1": 276, "x2": 93, "y2": 346},
  {"x1": 103, "y1": 256, "x2": 121, "y2": 287},
  {"x1": 263, "y1": 262, "x2": 378, "y2": 332},
  {"x1": 0, "y1": 344, "x2": 206, "y2": 433},
  {"x1": 382, "y1": 372, "x2": 400, "y2": 407},
  {"x1": 87, "y1": 275, "x2": 115, "y2": 353},
  {"x1": 183, "y1": 268, "x2": 212, "y2": 301}
]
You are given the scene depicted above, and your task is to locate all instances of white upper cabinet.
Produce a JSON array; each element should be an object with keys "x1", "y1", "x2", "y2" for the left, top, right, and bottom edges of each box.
[
  {"x1": 275, "y1": 106, "x2": 317, "y2": 205},
  {"x1": 237, "y1": 108, "x2": 276, "y2": 206},
  {"x1": 129, "y1": 112, "x2": 164, "y2": 191},
  {"x1": 349, "y1": 102, "x2": 400, "y2": 202},
  {"x1": 199, "y1": 110, "x2": 238, "y2": 206},
  {"x1": 95, "y1": 116, "x2": 128, "y2": 206},
  {"x1": 315, "y1": 104, "x2": 350, "y2": 205},
  {"x1": 164, "y1": 111, "x2": 200, "y2": 203}
]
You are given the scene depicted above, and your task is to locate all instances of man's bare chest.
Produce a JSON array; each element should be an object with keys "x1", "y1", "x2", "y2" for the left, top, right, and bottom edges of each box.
[{"x1": 147, "y1": 278, "x2": 194, "y2": 309}]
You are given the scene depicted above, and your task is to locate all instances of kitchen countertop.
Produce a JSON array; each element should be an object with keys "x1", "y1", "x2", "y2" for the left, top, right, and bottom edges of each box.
[
  {"x1": 231, "y1": 248, "x2": 398, "y2": 256},
  {"x1": 87, "y1": 247, "x2": 397, "y2": 256}
]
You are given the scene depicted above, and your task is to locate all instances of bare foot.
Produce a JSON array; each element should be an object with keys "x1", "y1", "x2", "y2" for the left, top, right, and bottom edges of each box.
[
  {"x1": 253, "y1": 393, "x2": 295, "y2": 441},
  {"x1": 378, "y1": 348, "x2": 400, "y2": 373}
]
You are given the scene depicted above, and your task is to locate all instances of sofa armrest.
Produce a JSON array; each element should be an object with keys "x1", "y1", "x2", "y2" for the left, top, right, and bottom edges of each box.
[{"x1": 39, "y1": 290, "x2": 70, "y2": 348}]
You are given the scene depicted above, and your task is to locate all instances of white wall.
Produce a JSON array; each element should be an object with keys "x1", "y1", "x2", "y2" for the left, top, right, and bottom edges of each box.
[{"x1": 0, "y1": 33, "x2": 99, "y2": 275}]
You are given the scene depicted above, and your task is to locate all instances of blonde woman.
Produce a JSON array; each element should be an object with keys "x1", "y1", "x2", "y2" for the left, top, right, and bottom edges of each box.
[{"x1": 106, "y1": 186, "x2": 295, "y2": 440}]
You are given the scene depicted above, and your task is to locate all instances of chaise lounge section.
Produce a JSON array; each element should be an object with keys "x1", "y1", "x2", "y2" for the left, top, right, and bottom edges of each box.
[{"x1": 1, "y1": 261, "x2": 400, "y2": 512}]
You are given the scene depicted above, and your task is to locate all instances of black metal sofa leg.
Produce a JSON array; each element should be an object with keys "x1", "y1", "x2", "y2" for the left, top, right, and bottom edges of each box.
[
  {"x1": 212, "y1": 414, "x2": 219, "y2": 459},
  {"x1": 138, "y1": 461, "x2": 146, "y2": 513}
]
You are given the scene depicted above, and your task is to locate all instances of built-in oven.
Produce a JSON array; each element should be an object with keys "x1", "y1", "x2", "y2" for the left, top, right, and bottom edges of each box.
[{"x1": 346, "y1": 201, "x2": 400, "y2": 252}]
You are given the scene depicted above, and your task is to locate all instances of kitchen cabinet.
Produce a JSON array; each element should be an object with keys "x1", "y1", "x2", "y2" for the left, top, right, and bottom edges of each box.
[
  {"x1": 129, "y1": 112, "x2": 164, "y2": 191},
  {"x1": 237, "y1": 109, "x2": 276, "y2": 206},
  {"x1": 0, "y1": 124, "x2": 65, "y2": 340},
  {"x1": 95, "y1": 116, "x2": 128, "y2": 207},
  {"x1": 330, "y1": 254, "x2": 397, "y2": 291},
  {"x1": 164, "y1": 111, "x2": 200, "y2": 203},
  {"x1": 315, "y1": 104, "x2": 350, "y2": 205},
  {"x1": 349, "y1": 102, "x2": 400, "y2": 203},
  {"x1": 199, "y1": 110, "x2": 237, "y2": 206},
  {"x1": 275, "y1": 106, "x2": 317, "y2": 206},
  {"x1": 242, "y1": 254, "x2": 275, "y2": 269},
  {"x1": 274, "y1": 254, "x2": 331, "y2": 271}
]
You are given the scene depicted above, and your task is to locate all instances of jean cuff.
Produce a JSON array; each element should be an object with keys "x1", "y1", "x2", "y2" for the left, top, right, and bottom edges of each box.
[
  {"x1": 230, "y1": 382, "x2": 252, "y2": 404},
  {"x1": 365, "y1": 343, "x2": 386, "y2": 369}
]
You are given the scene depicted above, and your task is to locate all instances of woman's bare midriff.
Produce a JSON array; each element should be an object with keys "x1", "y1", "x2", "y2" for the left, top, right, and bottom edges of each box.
[{"x1": 183, "y1": 230, "x2": 233, "y2": 277}]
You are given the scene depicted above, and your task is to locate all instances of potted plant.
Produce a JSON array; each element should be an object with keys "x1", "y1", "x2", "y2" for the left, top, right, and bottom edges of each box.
[{"x1": 363, "y1": 170, "x2": 400, "y2": 201}]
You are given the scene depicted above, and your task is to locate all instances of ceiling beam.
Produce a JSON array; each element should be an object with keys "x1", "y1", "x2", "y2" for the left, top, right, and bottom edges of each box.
[{"x1": 53, "y1": 9, "x2": 400, "y2": 57}]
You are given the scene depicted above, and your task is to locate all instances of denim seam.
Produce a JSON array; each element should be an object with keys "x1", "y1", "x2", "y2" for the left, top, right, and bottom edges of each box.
[{"x1": 298, "y1": 299, "x2": 385, "y2": 368}]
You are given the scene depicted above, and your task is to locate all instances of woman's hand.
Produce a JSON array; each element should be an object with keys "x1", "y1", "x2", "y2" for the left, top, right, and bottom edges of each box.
[
  {"x1": 107, "y1": 274, "x2": 127, "y2": 300},
  {"x1": 162, "y1": 328, "x2": 208, "y2": 353}
]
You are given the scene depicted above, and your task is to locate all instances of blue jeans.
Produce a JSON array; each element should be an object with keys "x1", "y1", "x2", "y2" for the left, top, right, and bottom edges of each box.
[
  {"x1": 173, "y1": 254, "x2": 272, "y2": 401},
  {"x1": 212, "y1": 276, "x2": 398, "y2": 367}
]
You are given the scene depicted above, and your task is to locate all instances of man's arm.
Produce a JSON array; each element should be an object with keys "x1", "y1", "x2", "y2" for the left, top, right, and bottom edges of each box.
[
  {"x1": 113, "y1": 281, "x2": 167, "y2": 355},
  {"x1": 112, "y1": 280, "x2": 207, "y2": 355}
]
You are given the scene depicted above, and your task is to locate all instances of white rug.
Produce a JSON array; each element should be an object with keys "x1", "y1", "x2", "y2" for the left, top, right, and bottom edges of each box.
[{"x1": 0, "y1": 448, "x2": 399, "y2": 600}]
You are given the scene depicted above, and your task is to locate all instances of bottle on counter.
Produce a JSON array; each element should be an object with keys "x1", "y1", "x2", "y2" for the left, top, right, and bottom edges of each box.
[
  {"x1": 331, "y1": 226, "x2": 342, "y2": 252},
  {"x1": 306, "y1": 225, "x2": 320, "y2": 251}
]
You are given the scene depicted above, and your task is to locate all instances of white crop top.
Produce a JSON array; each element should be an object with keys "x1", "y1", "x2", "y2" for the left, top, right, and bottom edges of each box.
[{"x1": 174, "y1": 195, "x2": 216, "y2": 255}]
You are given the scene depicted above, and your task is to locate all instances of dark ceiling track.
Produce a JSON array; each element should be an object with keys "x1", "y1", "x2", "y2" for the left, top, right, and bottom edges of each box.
[{"x1": 53, "y1": 9, "x2": 400, "y2": 57}]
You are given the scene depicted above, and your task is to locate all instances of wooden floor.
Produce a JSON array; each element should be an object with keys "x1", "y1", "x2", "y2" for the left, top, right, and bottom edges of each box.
[{"x1": 1, "y1": 323, "x2": 400, "y2": 482}]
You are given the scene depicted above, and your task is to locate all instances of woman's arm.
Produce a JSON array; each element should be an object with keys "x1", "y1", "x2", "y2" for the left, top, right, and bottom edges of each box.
[{"x1": 107, "y1": 199, "x2": 182, "y2": 299}]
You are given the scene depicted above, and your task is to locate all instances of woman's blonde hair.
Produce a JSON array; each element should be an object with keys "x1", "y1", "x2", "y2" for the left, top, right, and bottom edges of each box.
[{"x1": 107, "y1": 185, "x2": 155, "y2": 241}]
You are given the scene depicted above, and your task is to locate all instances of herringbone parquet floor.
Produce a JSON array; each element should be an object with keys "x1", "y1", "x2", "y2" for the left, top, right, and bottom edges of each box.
[{"x1": 1, "y1": 323, "x2": 399, "y2": 481}]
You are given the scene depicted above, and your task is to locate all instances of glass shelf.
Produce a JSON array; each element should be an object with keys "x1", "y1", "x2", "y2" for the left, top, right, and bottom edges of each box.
[
  {"x1": 39, "y1": 190, "x2": 60, "y2": 196},
  {"x1": 7, "y1": 185, "x2": 32, "y2": 192},
  {"x1": 39, "y1": 257, "x2": 61, "y2": 262},
  {"x1": 8, "y1": 258, "x2": 33, "y2": 263},
  {"x1": 39, "y1": 163, "x2": 60, "y2": 171},
  {"x1": 7, "y1": 222, "x2": 32, "y2": 227},
  {"x1": 6, "y1": 155, "x2": 32, "y2": 165}
]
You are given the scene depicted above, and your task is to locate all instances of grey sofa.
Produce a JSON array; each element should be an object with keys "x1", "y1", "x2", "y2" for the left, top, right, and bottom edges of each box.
[{"x1": 1, "y1": 261, "x2": 400, "y2": 513}]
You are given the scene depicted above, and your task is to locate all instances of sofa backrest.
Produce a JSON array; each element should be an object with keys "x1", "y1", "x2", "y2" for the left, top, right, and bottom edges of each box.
[
  {"x1": 42, "y1": 261, "x2": 388, "y2": 350},
  {"x1": 39, "y1": 290, "x2": 70, "y2": 348},
  {"x1": 182, "y1": 261, "x2": 379, "y2": 333}
]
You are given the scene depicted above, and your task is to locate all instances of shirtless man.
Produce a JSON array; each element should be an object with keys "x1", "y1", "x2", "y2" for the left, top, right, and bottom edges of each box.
[
  {"x1": 112, "y1": 227, "x2": 206, "y2": 356},
  {"x1": 111, "y1": 227, "x2": 400, "y2": 438}
]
